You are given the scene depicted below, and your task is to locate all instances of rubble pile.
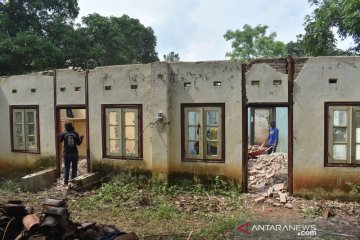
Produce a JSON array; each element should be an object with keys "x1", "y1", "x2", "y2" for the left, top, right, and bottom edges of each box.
[
  {"x1": 248, "y1": 152, "x2": 288, "y2": 193},
  {"x1": 0, "y1": 199, "x2": 138, "y2": 240},
  {"x1": 174, "y1": 195, "x2": 228, "y2": 213}
]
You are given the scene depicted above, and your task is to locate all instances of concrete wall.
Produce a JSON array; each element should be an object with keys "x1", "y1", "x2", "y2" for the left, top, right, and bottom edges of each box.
[
  {"x1": 167, "y1": 61, "x2": 243, "y2": 180},
  {"x1": 293, "y1": 57, "x2": 360, "y2": 197},
  {"x1": 0, "y1": 71, "x2": 55, "y2": 170},
  {"x1": 246, "y1": 63, "x2": 288, "y2": 103}
]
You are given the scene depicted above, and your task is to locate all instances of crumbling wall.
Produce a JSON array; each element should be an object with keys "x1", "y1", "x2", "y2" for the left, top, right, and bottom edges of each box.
[
  {"x1": 167, "y1": 61, "x2": 243, "y2": 180},
  {"x1": 0, "y1": 71, "x2": 55, "y2": 172},
  {"x1": 293, "y1": 56, "x2": 360, "y2": 197}
]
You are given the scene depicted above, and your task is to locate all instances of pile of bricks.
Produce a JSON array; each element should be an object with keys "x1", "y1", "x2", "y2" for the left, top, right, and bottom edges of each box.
[
  {"x1": 248, "y1": 152, "x2": 293, "y2": 207},
  {"x1": 0, "y1": 199, "x2": 138, "y2": 240}
]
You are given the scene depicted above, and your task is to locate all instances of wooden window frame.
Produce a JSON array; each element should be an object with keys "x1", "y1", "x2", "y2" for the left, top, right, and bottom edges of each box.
[
  {"x1": 325, "y1": 102, "x2": 360, "y2": 167},
  {"x1": 181, "y1": 103, "x2": 225, "y2": 163},
  {"x1": 102, "y1": 104, "x2": 143, "y2": 160},
  {"x1": 10, "y1": 105, "x2": 40, "y2": 154}
]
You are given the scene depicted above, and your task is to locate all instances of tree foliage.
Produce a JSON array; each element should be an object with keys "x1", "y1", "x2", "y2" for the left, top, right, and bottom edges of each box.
[
  {"x1": 0, "y1": 1, "x2": 159, "y2": 76},
  {"x1": 69, "y1": 14, "x2": 158, "y2": 69},
  {"x1": 301, "y1": 0, "x2": 360, "y2": 56},
  {"x1": 0, "y1": 0, "x2": 79, "y2": 75},
  {"x1": 163, "y1": 51, "x2": 180, "y2": 62},
  {"x1": 224, "y1": 24, "x2": 286, "y2": 62}
]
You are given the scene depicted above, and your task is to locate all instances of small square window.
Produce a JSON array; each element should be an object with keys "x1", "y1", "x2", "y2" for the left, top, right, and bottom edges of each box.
[
  {"x1": 213, "y1": 81, "x2": 222, "y2": 87},
  {"x1": 31, "y1": 88, "x2": 36, "y2": 93},
  {"x1": 329, "y1": 78, "x2": 338, "y2": 84},
  {"x1": 105, "y1": 85, "x2": 111, "y2": 90},
  {"x1": 131, "y1": 85, "x2": 138, "y2": 90},
  {"x1": 184, "y1": 82, "x2": 191, "y2": 87},
  {"x1": 75, "y1": 87, "x2": 81, "y2": 91},
  {"x1": 251, "y1": 80, "x2": 260, "y2": 86},
  {"x1": 12, "y1": 89, "x2": 17, "y2": 94},
  {"x1": 60, "y1": 87, "x2": 66, "y2": 92},
  {"x1": 273, "y1": 80, "x2": 282, "y2": 86}
]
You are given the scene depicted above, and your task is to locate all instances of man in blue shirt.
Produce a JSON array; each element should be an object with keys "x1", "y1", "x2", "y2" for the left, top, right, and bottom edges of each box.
[{"x1": 265, "y1": 121, "x2": 279, "y2": 154}]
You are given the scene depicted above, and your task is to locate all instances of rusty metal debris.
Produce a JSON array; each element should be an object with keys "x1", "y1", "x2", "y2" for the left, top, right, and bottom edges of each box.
[{"x1": 0, "y1": 199, "x2": 139, "y2": 240}]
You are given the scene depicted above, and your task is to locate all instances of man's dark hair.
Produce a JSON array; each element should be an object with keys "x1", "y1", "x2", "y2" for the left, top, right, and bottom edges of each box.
[
  {"x1": 64, "y1": 122, "x2": 74, "y2": 132},
  {"x1": 270, "y1": 121, "x2": 276, "y2": 128}
]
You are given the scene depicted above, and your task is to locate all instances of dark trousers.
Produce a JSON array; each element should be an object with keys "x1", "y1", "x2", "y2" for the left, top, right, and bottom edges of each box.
[{"x1": 64, "y1": 152, "x2": 78, "y2": 184}]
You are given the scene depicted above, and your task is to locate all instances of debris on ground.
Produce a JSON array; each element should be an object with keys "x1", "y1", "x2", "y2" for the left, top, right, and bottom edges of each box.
[
  {"x1": 248, "y1": 152, "x2": 288, "y2": 193},
  {"x1": 0, "y1": 199, "x2": 139, "y2": 240},
  {"x1": 173, "y1": 195, "x2": 228, "y2": 213}
]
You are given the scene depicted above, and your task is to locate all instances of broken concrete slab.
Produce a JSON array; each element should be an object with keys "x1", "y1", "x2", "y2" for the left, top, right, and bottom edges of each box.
[
  {"x1": 21, "y1": 168, "x2": 56, "y2": 192},
  {"x1": 255, "y1": 196, "x2": 266, "y2": 203},
  {"x1": 273, "y1": 183, "x2": 285, "y2": 192},
  {"x1": 279, "y1": 192, "x2": 287, "y2": 203},
  {"x1": 71, "y1": 172, "x2": 99, "y2": 191}
]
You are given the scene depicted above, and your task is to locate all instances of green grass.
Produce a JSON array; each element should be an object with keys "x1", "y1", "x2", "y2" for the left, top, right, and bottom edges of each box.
[{"x1": 0, "y1": 178, "x2": 21, "y2": 193}]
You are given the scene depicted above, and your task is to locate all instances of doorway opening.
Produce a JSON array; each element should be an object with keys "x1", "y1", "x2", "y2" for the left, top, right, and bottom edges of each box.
[
  {"x1": 56, "y1": 107, "x2": 89, "y2": 181},
  {"x1": 247, "y1": 106, "x2": 288, "y2": 194}
]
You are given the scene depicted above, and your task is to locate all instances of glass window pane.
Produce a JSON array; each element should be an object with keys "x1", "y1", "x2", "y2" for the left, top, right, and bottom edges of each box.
[
  {"x1": 125, "y1": 140, "x2": 136, "y2": 155},
  {"x1": 206, "y1": 111, "x2": 218, "y2": 125},
  {"x1": 28, "y1": 136, "x2": 35, "y2": 148},
  {"x1": 15, "y1": 112, "x2": 22, "y2": 124},
  {"x1": 356, "y1": 111, "x2": 360, "y2": 127},
  {"x1": 15, "y1": 124, "x2": 23, "y2": 135},
  {"x1": 333, "y1": 127, "x2": 347, "y2": 142},
  {"x1": 189, "y1": 141, "x2": 199, "y2": 155},
  {"x1": 125, "y1": 111, "x2": 135, "y2": 125},
  {"x1": 188, "y1": 127, "x2": 199, "y2": 141},
  {"x1": 27, "y1": 112, "x2": 34, "y2": 123},
  {"x1": 109, "y1": 140, "x2": 120, "y2": 153},
  {"x1": 333, "y1": 110, "x2": 347, "y2": 126},
  {"x1": 109, "y1": 126, "x2": 119, "y2": 139},
  {"x1": 207, "y1": 127, "x2": 218, "y2": 141},
  {"x1": 207, "y1": 141, "x2": 218, "y2": 155},
  {"x1": 356, "y1": 145, "x2": 360, "y2": 161},
  {"x1": 109, "y1": 111, "x2": 119, "y2": 125},
  {"x1": 333, "y1": 145, "x2": 347, "y2": 160},
  {"x1": 356, "y1": 128, "x2": 360, "y2": 143},
  {"x1": 15, "y1": 136, "x2": 23, "y2": 146},
  {"x1": 188, "y1": 111, "x2": 199, "y2": 125},
  {"x1": 125, "y1": 126, "x2": 135, "y2": 140},
  {"x1": 27, "y1": 124, "x2": 34, "y2": 135}
]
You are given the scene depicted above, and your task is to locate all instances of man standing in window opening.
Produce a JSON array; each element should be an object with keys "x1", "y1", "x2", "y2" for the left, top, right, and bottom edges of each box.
[
  {"x1": 59, "y1": 122, "x2": 84, "y2": 185},
  {"x1": 264, "y1": 120, "x2": 279, "y2": 154}
]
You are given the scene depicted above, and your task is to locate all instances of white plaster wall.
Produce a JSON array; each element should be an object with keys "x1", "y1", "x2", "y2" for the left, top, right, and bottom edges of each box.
[
  {"x1": 0, "y1": 72, "x2": 55, "y2": 168},
  {"x1": 167, "y1": 61, "x2": 243, "y2": 180},
  {"x1": 294, "y1": 57, "x2": 360, "y2": 196},
  {"x1": 88, "y1": 64, "x2": 153, "y2": 169},
  {"x1": 56, "y1": 69, "x2": 86, "y2": 105},
  {"x1": 246, "y1": 63, "x2": 288, "y2": 103}
]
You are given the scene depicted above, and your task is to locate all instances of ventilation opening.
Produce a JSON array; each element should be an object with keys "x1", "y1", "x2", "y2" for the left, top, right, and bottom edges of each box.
[
  {"x1": 131, "y1": 85, "x2": 138, "y2": 89},
  {"x1": 60, "y1": 87, "x2": 66, "y2": 92},
  {"x1": 105, "y1": 85, "x2": 111, "y2": 90},
  {"x1": 31, "y1": 88, "x2": 36, "y2": 93},
  {"x1": 184, "y1": 82, "x2": 191, "y2": 87},
  {"x1": 213, "y1": 81, "x2": 222, "y2": 87},
  {"x1": 329, "y1": 78, "x2": 338, "y2": 84},
  {"x1": 273, "y1": 80, "x2": 282, "y2": 86},
  {"x1": 251, "y1": 80, "x2": 260, "y2": 86},
  {"x1": 75, "y1": 87, "x2": 81, "y2": 91},
  {"x1": 12, "y1": 89, "x2": 17, "y2": 94}
]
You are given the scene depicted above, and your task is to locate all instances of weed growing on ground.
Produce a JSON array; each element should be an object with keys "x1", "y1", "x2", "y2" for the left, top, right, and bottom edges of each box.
[{"x1": 0, "y1": 178, "x2": 20, "y2": 193}]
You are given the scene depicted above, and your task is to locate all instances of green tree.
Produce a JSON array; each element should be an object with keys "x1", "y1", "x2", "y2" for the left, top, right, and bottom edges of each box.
[
  {"x1": 163, "y1": 51, "x2": 180, "y2": 62},
  {"x1": 224, "y1": 24, "x2": 286, "y2": 62},
  {"x1": 0, "y1": 0, "x2": 79, "y2": 75},
  {"x1": 301, "y1": 0, "x2": 359, "y2": 56},
  {"x1": 68, "y1": 13, "x2": 159, "y2": 69}
]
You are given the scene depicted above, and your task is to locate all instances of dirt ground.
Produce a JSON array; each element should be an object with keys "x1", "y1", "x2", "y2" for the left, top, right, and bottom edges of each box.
[{"x1": 1, "y1": 176, "x2": 360, "y2": 239}]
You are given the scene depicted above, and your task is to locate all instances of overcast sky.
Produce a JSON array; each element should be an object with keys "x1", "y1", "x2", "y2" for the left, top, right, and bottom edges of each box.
[{"x1": 77, "y1": 0, "x2": 351, "y2": 61}]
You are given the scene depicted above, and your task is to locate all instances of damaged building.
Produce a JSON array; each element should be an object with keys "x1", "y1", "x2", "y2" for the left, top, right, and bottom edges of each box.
[{"x1": 0, "y1": 56, "x2": 360, "y2": 198}]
